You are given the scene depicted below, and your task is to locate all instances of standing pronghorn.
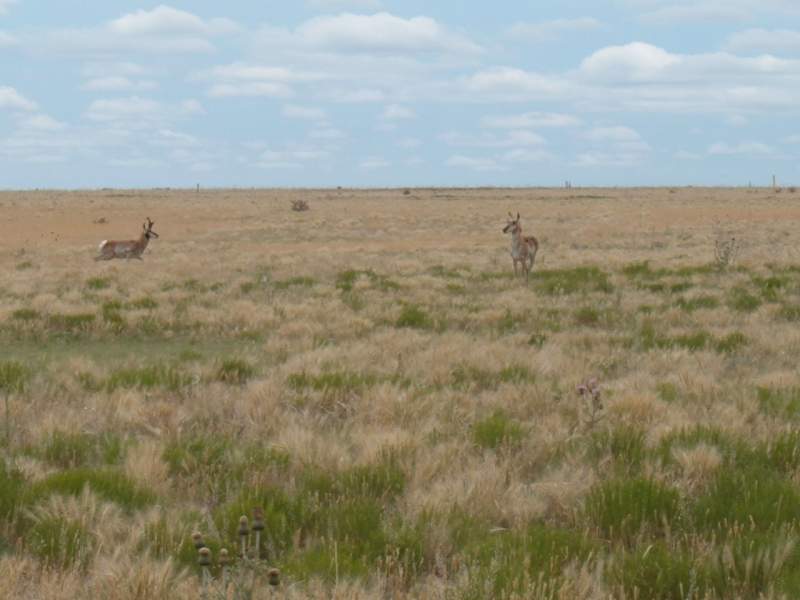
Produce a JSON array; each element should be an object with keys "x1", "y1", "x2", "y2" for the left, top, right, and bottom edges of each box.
[
  {"x1": 503, "y1": 212, "x2": 538, "y2": 281},
  {"x1": 95, "y1": 218, "x2": 159, "y2": 261}
]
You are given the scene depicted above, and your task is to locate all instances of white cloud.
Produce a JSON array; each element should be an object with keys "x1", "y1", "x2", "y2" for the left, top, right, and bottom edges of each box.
[
  {"x1": 503, "y1": 148, "x2": 553, "y2": 162},
  {"x1": 179, "y1": 99, "x2": 206, "y2": 115},
  {"x1": 0, "y1": 0, "x2": 17, "y2": 16},
  {"x1": 482, "y1": 112, "x2": 580, "y2": 129},
  {"x1": 309, "y1": 127, "x2": 346, "y2": 139},
  {"x1": 81, "y1": 77, "x2": 157, "y2": 92},
  {"x1": 398, "y1": 137, "x2": 421, "y2": 149},
  {"x1": 18, "y1": 114, "x2": 66, "y2": 131},
  {"x1": 85, "y1": 96, "x2": 161, "y2": 122},
  {"x1": 382, "y1": 104, "x2": 415, "y2": 120},
  {"x1": 0, "y1": 86, "x2": 36, "y2": 111},
  {"x1": 446, "y1": 155, "x2": 508, "y2": 171},
  {"x1": 359, "y1": 156, "x2": 390, "y2": 169},
  {"x1": 708, "y1": 141, "x2": 774, "y2": 155},
  {"x1": 583, "y1": 126, "x2": 643, "y2": 142},
  {"x1": 508, "y1": 18, "x2": 602, "y2": 42},
  {"x1": 675, "y1": 150, "x2": 702, "y2": 160},
  {"x1": 109, "y1": 156, "x2": 163, "y2": 168},
  {"x1": 726, "y1": 29, "x2": 800, "y2": 54},
  {"x1": 462, "y1": 67, "x2": 567, "y2": 99},
  {"x1": 282, "y1": 104, "x2": 327, "y2": 120},
  {"x1": 580, "y1": 42, "x2": 680, "y2": 81},
  {"x1": 207, "y1": 82, "x2": 293, "y2": 98},
  {"x1": 295, "y1": 12, "x2": 483, "y2": 55},
  {"x1": 109, "y1": 5, "x2": 237, "y2": 36},
  {"x1": 0, "y1": 31, "x2": 16, "y2": 46},
  {"x1": 307, "y1": 0, "x2": 383, "y2": 9},
  {"x1": 574, "y1": 151, "x2": 645, "y2": 167},
  {"x1": 441, "y1": 130, "x2": 547, "y2": 148},
  {"x1": 640, "y1": 4, "x2": 749, "y2": 23},
  {"x1": 29, "y1": 6, "x2": 239, "y2": 57}
]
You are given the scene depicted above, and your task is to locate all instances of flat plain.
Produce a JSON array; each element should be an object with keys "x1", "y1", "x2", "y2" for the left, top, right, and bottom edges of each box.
[{"x1": 2, "y1": 187, "x2": 800, "y2": 599}]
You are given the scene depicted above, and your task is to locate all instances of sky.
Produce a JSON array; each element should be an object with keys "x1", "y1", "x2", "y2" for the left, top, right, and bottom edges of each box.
[{"x1": 1, "y1": 1, "x2": 800, "y2": 188}]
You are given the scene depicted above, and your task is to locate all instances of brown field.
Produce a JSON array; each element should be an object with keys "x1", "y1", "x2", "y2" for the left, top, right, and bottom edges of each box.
[{"x1": 3, "y1": 187, "x2": 800, "y2": 599}]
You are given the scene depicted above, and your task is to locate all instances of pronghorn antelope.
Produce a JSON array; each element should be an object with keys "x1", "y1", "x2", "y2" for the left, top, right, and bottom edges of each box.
[
  {"x1": 503, "y1": 212, "x2": 538, "y2": 281},
  {"x1": 94, "y1": 218, "x2": 159, "y2": 261}
]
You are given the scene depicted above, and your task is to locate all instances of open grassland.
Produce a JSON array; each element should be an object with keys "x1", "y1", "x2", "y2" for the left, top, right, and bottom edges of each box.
[{"x1": 3, "y1": 187, "x2": 800, "y2": 599}]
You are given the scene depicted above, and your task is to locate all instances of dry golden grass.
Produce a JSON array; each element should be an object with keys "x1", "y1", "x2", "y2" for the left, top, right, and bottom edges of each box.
[{"x1": 2, "y1": 187, "x2": 800, "y2": 598}]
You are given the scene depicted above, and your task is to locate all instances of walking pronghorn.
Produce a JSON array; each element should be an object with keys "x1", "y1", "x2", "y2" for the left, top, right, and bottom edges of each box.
[
  {"x1": 503, "y1": 212, "x2": 538, "y2": 281},
  {"x1": 94, "y1": 217, "x2": 159, "y2": 261}
]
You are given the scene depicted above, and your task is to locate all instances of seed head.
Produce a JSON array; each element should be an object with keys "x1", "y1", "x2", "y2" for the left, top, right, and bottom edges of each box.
[
  {"x1": 191, "y1": 531, "x2": 205, "y2": 550},
  {"x1": 219, "y1": 548, "x2": 229, "y2": 566},
  {"x1": 198, "y1": 547, "x2": 212, "y2": 567},
  {"x1": 252, "y1": 507, "x2": 265, "y2": 532},
  {"x1": 238, "y1": 515, "x2": 250, "y2": 538},
  {"x1": 267, "y1": 567, "x2": 280, "y2": 587}
]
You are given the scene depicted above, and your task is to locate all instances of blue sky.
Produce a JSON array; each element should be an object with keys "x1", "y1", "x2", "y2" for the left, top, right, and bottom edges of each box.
[{"x1": 1, "y1": 1, "x2": 800, "y2": 188}]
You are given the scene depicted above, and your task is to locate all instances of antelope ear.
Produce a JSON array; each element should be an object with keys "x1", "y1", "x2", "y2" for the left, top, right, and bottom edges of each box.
[{"x1": 517, "y1": 212, "x2": 520, "y2": 220}]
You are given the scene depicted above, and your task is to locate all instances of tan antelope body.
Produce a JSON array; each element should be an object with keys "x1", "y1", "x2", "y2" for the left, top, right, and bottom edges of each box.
[
  {"x1": 503, "y1": 212, "x2": 538, "y2": 281},
  {"x1": 95, "y1": 218, "x2": 159, "y2": 261}
]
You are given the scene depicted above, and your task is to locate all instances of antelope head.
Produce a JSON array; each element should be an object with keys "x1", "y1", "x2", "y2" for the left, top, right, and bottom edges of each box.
[
  {"x1": 143, "y1": 217, "x2": 159, "y2": 240},
  {"x1": 503, "y1": 212, "x2": 521, "y2": 235}
]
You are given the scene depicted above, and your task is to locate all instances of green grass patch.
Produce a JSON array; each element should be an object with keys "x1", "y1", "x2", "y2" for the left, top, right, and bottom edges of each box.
[
  {"x1": 451, "y1": 364, "x2": 535, "y2": 392},
  {"x1": 428, "y1": 265, "x2": 463, "y2": 279},
  {"x1": 102, "y1": 365, "x2": 193, "y2": 393},
  {"x1": 47, "y1": 313, "x2": 96, "y2": 332},
  {"x1": 534, "y1": 266, "x2": 613, "y2": 295},
  {"x1": 28, "y1": 517, "x2": 93, "y2": 570},
  {"x1": 692, "y1": 466, "x2": 800, "y2": 533},
  {"x1": 10, "y1": 308, "x2": 40, "y2": 321},
  {"x1": 674, "y1": 295, "x2": 719, "y2": 312},
  {"x1": 215, "y1": 358, "x2": 255, "y2": 385},
  {"x1": 0, "y1": 461, "x2": 24, "y2": 520},
  {"x1": 472, "y1": 410, "x2": 524, "y2": 450},
  {"x1": 753, "y1": 275, "x2": 788, "y2": 302},
  {"x1": 588, "y1": 426, "x2": 647, "y2": 475},
  {"x1": 85, "y1": 277, "x2": 111, "y2": 290},
  {"x1": 128, "y1": 296, "x2": 158, "y2": 310},
  {"x1": 336, "y1": 269, "x2": 399, "y2": 293},
  {"x1": 714, "y1": 332, "x2": 748, "y2": 354},
  {"x1": 0, "y1": 360, "x2": 30, "y2": 394},
  {"x1": 585, "y1": 477, "x2": 680, "y2": 541},
  {"x1": 36, "y1": 431, "x2": 126, "y2": 469},
  {"x1": 610, "y1": 543, "x2": 708, "y2": 600},
  {"x1": 25, "y1": 469, "x2": 155, "y2": 512},
  {"x1": 287, "y1": 370, "x2": 380, "y2": 395},
  {"x1": 758, "y1": 387, "x2": 800, "y2": 420},
  {"x1": 396, "y1": 304, "x2": 434, "y2": 330},
  {"x1": 274, "y1": 276, "x2": 316, "y2": 290},
  {"x1": 728, "y1": 287, "x2": 762, "y2": 312},
  {"x1": 777, "y1": 304, "x2": 800, "y2": 322}
]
